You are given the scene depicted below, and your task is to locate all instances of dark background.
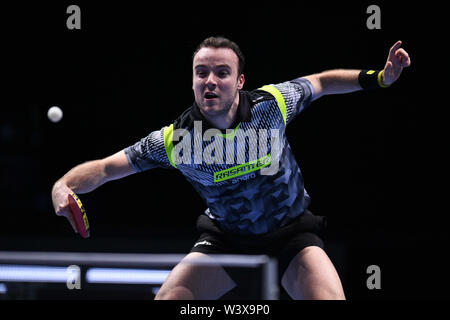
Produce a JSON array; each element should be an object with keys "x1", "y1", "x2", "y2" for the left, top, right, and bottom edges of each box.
[{"x1": 0, "y1": 1, "x2": 446, "y2": 299}]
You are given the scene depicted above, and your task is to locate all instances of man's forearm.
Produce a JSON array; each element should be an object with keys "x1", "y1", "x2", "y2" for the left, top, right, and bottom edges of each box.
[
  {"x1": 305, "y1": 69, "x2": 363, "y2": 100},
  {"x1": 53, "y1": 160, "x2": 108, "y2": 194},
  {"x1": 319, "y1": 69, "x2": 362, "y2": 95}
]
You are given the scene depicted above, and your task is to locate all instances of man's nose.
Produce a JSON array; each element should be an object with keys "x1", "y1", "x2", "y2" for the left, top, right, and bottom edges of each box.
[{"x1": 205, "y1": 73, "x2": 217, "y2": 88}]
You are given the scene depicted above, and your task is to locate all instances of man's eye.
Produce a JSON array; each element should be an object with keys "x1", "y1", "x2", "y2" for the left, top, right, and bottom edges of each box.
[
  {"x1": 218, "y1": 71, "x2": 229, "y2": 78},
  {"x1": 197, "y1": 71, "x2": 208, "y2": 77}
]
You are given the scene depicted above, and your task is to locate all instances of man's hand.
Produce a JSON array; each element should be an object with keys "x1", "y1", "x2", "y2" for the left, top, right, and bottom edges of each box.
[
  {"x1": 50, "y1": 150, "x2": 135, "y2": 234},
  {"x1": 382, "y1": 40, "x2": 411, "y2": 86},
  {"x1": 52, "y1": 181, "x2": 78, "y2": 233}
]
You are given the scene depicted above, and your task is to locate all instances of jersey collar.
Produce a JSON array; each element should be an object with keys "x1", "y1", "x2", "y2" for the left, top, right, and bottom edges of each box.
[{"x1": 190, "y1": 90, "x2": 252, "y2": 132}]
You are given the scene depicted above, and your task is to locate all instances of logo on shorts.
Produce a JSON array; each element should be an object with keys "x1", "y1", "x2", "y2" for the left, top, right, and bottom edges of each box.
[{"x1": 194, "y1": 240, "x2": 212, "y2": 247}]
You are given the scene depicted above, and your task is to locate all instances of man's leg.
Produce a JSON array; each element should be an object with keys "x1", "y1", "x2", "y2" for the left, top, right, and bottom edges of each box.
[
  {"x1": 281, "y1": 246, "x2": 345, "y2": 300},
  {"x1": 155, "y1": 252, "x2": 237, "y2": 300}
]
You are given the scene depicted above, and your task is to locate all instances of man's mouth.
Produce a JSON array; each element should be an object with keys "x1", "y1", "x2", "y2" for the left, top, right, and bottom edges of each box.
[{"x1": 204, "y1": 92, "x2": 219, "y2": 100}]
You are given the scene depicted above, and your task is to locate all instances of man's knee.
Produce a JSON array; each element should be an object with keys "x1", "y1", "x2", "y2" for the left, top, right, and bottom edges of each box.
[
  {"x1": 323, "y1": 286, "x2": 345, "y2": 300},
  {"x1": 154, "y1": 286, "x2": 195, "y2": 300}
]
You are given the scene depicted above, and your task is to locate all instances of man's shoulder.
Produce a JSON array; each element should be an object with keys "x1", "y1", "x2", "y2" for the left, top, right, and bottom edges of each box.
[{"x1": 244, "y1": 88, "x2": 275, "y2": 106}]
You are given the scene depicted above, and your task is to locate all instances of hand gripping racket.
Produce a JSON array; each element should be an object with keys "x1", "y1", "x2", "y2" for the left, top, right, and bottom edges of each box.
[{"x1": 67, "y1": 192, "x2": 90, "y2": 238}]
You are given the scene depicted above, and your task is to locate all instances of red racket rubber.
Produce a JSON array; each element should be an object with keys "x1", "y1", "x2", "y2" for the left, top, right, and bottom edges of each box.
[{"x1": 67, "y1": 192, "x2": 90, "y2": 238}]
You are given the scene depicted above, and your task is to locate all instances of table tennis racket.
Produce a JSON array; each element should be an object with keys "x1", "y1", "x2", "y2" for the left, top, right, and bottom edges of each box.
[{"x1": 67, "y1": 192, "x2": 90, "y2": 238}]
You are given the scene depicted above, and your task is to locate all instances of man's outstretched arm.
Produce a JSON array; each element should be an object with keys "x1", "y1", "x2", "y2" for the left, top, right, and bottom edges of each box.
[{"x1": 304, "y1": 41, "x2": 411, "y2": 101}]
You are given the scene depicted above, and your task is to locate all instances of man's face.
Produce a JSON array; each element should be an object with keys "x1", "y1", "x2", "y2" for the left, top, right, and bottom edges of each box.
[{"x1": 193, "y1": 47, "x2": 244, "y2": 117}]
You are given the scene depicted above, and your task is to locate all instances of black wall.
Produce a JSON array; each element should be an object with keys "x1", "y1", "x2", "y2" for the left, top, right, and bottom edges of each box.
[{"x1": 1, "y1": 1, "x2": 446, "y2": 299}]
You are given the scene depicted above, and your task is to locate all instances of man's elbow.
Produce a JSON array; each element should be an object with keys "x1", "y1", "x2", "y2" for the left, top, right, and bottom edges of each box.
[
  {"x1": 102, "y1": 150, "x2": 135, "y2": 182},
  {"x1": 303, "y1": 73, "x2": 325, "y2": 101}
]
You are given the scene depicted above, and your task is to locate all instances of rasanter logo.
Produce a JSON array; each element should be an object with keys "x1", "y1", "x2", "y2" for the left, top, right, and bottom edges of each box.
[{"x1": 214, "y1": 154, "x2": 271, "y2": 183}]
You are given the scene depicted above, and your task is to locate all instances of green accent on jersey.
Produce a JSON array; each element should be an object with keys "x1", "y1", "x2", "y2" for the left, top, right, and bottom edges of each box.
[
  {"x1": 214, "y1": 154, "x2": 271, "y2": 183},
  {"x1": 259, "y1": 85, "x2": 287, "y2": 126},
  {"x1": 163, "y1": 124, "x2": 177, "y2": 168},
  {"x1": 218, "y1": 122, "x2": 241, "y2": 140}
]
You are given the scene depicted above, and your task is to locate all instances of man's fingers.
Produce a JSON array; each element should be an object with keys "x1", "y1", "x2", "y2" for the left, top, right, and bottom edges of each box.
[
  {"x1": 383, "y1": 40, "x2": 410, "y2": 85},
  {"x1": 403, "y1": 59, "x2": 411, "y2": 67},
  {"x1": 396, "y1": 48, "x2": 411, "y2": 67},
  {"x1": 393, "y1": 49, "x2": 411, "y2": 70},
  {"x1": 388, "y1": 40, "x2": 403, "y2": 62},
  {"x1": 389, "y1": 40, "x2": 402, "y2": 55}
]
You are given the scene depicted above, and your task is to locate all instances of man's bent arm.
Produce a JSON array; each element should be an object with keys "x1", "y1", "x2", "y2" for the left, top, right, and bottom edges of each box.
[
  {"x1": 51, "y1": 150, "x2": 135, "y2": 232},
  {"x1": 53, "y1": 150, "x2": 135, "y2": 194}
]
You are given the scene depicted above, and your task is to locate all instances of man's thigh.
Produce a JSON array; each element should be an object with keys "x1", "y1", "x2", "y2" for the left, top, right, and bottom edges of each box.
[
  {"x1": 155, "y1": 252, "x2": 237, "y2": 300},
  {"x1": 281, "y1": 246, "x2": 345, "y2": 300}
]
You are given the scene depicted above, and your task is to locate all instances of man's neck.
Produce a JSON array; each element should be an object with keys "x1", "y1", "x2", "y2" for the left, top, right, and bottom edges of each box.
[{"x1": 201, "y1": 93, "x2": 240, "y2": 130}]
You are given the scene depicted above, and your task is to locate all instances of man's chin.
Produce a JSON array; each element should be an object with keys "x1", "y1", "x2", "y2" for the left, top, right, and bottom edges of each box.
[{"x1": 200, "y1": 103, "x2": 229, "y2": 116}]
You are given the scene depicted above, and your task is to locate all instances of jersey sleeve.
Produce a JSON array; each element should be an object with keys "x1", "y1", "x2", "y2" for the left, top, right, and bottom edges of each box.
[
  {"x1": 124, "y1": 127, "x2": 173, "y2": 172},
  {"x1": 270, "y1": 77, "x2": 315, "y2": 125}
]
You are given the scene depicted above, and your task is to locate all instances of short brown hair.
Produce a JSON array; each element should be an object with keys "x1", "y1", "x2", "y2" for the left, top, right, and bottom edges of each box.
[{"x1": 193, "y1": 36, "x2": 245, "y2": 75}]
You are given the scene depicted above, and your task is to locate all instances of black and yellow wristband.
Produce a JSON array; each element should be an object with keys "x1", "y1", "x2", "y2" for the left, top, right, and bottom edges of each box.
[{"x1": 358, "y1": 70, "x2": 390, "y2": 90}]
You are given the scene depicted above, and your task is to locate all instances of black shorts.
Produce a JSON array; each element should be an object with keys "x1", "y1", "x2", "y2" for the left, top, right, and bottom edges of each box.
[{"x1": 190, "y1": 209, "x2": 327, "y2": 297}]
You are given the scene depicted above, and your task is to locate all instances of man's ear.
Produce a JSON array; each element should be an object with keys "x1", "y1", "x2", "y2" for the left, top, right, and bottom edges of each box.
[{"x1": 237, "y1": 74, "x2": 245, "y2": 90}]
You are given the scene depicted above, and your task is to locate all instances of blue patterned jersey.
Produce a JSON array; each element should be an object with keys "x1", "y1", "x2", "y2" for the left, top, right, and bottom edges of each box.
[{"x1": 125, "y1": 78, "x2": 315, "y2": 235}]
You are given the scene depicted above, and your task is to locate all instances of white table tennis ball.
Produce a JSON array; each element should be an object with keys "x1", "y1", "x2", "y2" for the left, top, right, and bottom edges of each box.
[{"x1": 47, "y1": 106, "x2": 63, "y2": 123}]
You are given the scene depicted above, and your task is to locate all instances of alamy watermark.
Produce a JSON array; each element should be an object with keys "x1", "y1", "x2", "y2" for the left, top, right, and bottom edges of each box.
[
  {"x1": 171, "y1": 121, "x2": 281, "y2": 178},
  {"x1": 65, "y1": 5, "x2": 381, "y2": 31},
  {"x1": 366, "y1": 265, "x2": 381, "y2": 290},
  {"x1": 66, "y1": 265, "x2": 81, "y2": 290},
  {"x1": 66, "y1": 5, "x2": 81, "y2": 30},
  {"x1": 366, "y1": 5, "x2": 381, "y2": 30}
]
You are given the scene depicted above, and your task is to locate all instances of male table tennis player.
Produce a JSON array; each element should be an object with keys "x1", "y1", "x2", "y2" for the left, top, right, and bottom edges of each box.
[{"x1": 52, "y1": 37, "x2": 410, "y2": 299}]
